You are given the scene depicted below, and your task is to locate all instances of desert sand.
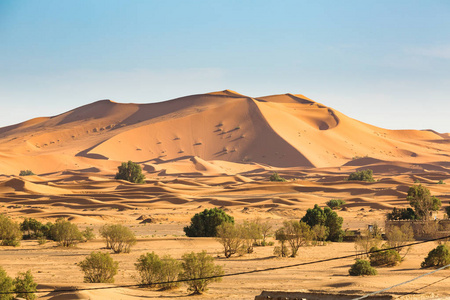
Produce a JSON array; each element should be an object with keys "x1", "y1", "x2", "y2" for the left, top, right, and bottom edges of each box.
[{"x1": 0, "y1": 90, "x2": 449, "y2": 299}]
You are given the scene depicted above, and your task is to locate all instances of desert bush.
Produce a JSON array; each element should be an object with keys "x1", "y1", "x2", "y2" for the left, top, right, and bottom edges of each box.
[
  {"x1": 301, "y1": 204, "x2": 344, "y2": 242},
  {"x1": 115, "y1": 161, "x2": 145, "y2": 183},
  {"x1": 78, "y1": 252, "x2": 119, "y2": 283},
  {"x1": 421, "y1": 244, "x2": 450, "y2": 268},
  {"x1": 369, "y1": 247, "x2": 402, "y2": 267},
  {"x1": 179, "y1": 251, "x2": 224, "y2": 295},
  {"x1": 51, "y1": 218, "x2": 83, "y2": 247},
  {"x1": 385, "y1": 223, "x2": 414, "y2": 256},
  {"x1": 135, "y1": 252, "x2": 181, "y2": 290},
  {"x1": 19, "y1": 170, "x2": 34, "y2": 176},
  {"x1": 0, "y1": 266, "x2": 14, "y2": 300},
  {"x1": 256, "y1": 217, "x2": 273, "y2": 245},
  {"x1": 240, "y1": 220, "x2": 263, "y2": 254},
  {"x1": 326, "y1": 199, "x2": 346, "y2": 210},
  {"x1": 216, "y1": 223, "x2": 242, "y2": 258},
  {"x1": 386, "y1": 207, "x2": 417, "y2": 220},
  {"x1": 437, "y1": 180, "x2": 445, "y2": 184},
  {"x1": 184, "y1": 208, "x2": 234, "y2": 237},
  {"x1": 13, "y1": 270, "x2": 37, "y2": 300},
  {"x1": 0, "y1": 214, "x2": 22, "y2": 247},
  {"x1": 269, "y1": 172, "x2": 286, "y2": 182},
  {"x1": 20, "y1": 218, "x2": 44, "y2": 239},
  {"x1": 274, "y1": 227, "x2": 290, "y2": 257},
  {"x1": 82, "y1": 227, "x2": 96, "y2": 241},
  {"x1": 100, "y1": 224, "x2": 136, "y2": 253},
  {"x1": 445, "y1": 206, "x2": 450, "y2": 219},
  {"x1": 348, "y1": 169, "x2": 374, "y2": 182},
  {"x1": 407, "y1": 185, "x2": 441, "y2": 220},
  {"x1": 349, "y1": 259, "x2": 377, "y2": 276}
]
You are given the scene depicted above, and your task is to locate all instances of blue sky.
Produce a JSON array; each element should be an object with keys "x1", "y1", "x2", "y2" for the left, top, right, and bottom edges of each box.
[{"x1": 1, "y1": 0, "x2": 449, "y2": 132}]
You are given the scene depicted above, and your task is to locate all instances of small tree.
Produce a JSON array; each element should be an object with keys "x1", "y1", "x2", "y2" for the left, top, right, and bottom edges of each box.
[
  {"x1": 282, "y1": 220, "x2": 312, "y2": 257},
  {"x1": 312, "y1": 224, "x2": 329, "y2": 246},
  {"x1": 407, "y1": 185, "x2": 441, "y2": 220},
  {"x1": 0, "y1": 266, "x2": 14, "y2": 300},
  {"x1": 51, "y1": 218, "x2": 83, "y2": 247},
  {"x1": 269, "y1": 172, "x2": 286, "y2": 182},
  {"x1": 179, "y1": 251, "x2": 224, "y2": 295},
  {"x1": 257, "y1": 218, "x2": 272, "y2": 246},
  {"x1": 20, "y1": 218, "x2": 43, "y2": 239},
  {"x1": 115, "y1": 161, "x2": 145, "y2": 183},
  {"x1": 13, "y1": 270, "x2": 37, "y2": 300},
  {"x1": 240, "y1": 220, "x2": 262, "y2": 254},
  {"x1": 355, "y1": 226, "x2": 382, "y2": 258},
  {"x1": 184, "y1": 208, "x2": 234, "y2": 237},
  {"x1": 274, "y1": 227, "x2": 290, "y2": 257},
  {"x1": 421, "y1": 244, "x2": 450, "y2": 268},
  {"x1": 349, "y1": 259, "x2": 377, "y2": 276},
  {"x1": 348, "y1": 169, "x2": 374, "y2": 182},
  {"x1": 159, "y1": 255, "x2": 182, "y2": 290},
  {"x1": 78, "y1": 252, "x2": 119, "y2": 283},
  {"x1": 0, "y1": 215, "x2": 22, "y2": 247},
  {"x1": 100, "y1": 224, "x2": 136, "y2": 253},
  {"x1": 216, "y1": 223, "x2": 242, "y2": 258},
  {"x1": 82, "y1": 227, "x2": 96, "y2": 241}
]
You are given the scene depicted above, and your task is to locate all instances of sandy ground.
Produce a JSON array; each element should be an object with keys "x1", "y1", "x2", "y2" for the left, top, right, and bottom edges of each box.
[{"x1": 0, "y1": 91, "x2": 449, "y2": 299}]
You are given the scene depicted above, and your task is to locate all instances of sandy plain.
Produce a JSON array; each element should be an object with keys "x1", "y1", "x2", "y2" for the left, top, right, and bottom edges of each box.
[{"x1": 0, "y1": 91, "x2": 449, "y2": 299}]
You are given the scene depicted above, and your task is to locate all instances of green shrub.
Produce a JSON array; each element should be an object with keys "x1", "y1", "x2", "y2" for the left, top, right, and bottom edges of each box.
[
  {"x1": 386, "y1": 207, "x2": 417, "y2": 220},
  {"x1": 100, "y1": 224, "x2": 136, "y2": 253},
  {"x1": 216, "y1": 223, "x2": 242, "y2": 258},
  {"x1": 269, "y1": 172, "x2": 286, "y2": 182},
  {"x1": 115, "y1": 161, "x2": 145, "y2": 183},
  {"x1": 369, "y1": 247, "x2": 402, "y2": 267},
  {"x1": 51, "y1": 218, "x2": 83, "y2": 247},
  {"x1": 407, "y1": 185, "x2": 441, "y2": 220},
  {"x1": 326, "y1": 199, "x2": 346, "y2": 210},
  {"x1": 349, "y1": 259, "x2": 377, "y2": 276},
  {"x1": 78, "y1": 252, "x2": 119, "y2": 283},
  {"x1": 13, "y1": 270, "x2": 37, "y2": 300},
  {"x1": 437, "y1": 180, "x2": 445, "y2": 184},
  {"x1": 20, "y1": 218, "x2": 44, "y2": 239},
  {"x1": 184, "y1": 208, "x2": 234, "y2": 237},
  {"x1": 179, "y1": 251, "x2": 224, "y2": 295},
  {"x1": 348, "y1": 169, "x2": 374, "y2": 182},
  {"x1": 446, "y1": 206, "x2": 450, "y2": 219},
  {"x1": 135, "y1": 252, "x2": 181, "y2": 290},
  {"x1": 421, "y1": 244, "x2": 450, "y2": 268},
  {"x1": 82, "y1": 227, "x2": 96, "y2": 241},
  {"x1": 0, "y1": 215, "x2": 22, "y2": 247},
  {"x1": 19, "y1": 170, "x2": 34, "y2": 176},
  {"x1": 0, "y1": 266, "x2": 14, "y2": 300},
  {"x1": 301, "y1": 204, "x2": 344, "y2": 242}
]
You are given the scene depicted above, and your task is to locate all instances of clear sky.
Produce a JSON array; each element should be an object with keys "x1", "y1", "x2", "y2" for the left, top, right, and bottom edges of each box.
[{"x1": 1, "y1": 0, "x2": 449, "y2": 132}]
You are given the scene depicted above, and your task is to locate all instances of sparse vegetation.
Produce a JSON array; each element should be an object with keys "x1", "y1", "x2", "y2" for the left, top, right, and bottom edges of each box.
[
  {"x1": 82, "y1": 227, "x2": 96, "y2": 241},
  {"x1": 0, "y1": 266, "x2": 15, "y2": 300},
  {"x1": 19, "y1": 170, "x2": 35, "y2": 176},
  {"x1": 385, "y1": 223, "x2": 414, "y2": 256},
  {"x1": 281, "y1": 220, "x2": 312, "y2": 257},
  {"x1": 348, "y1": 169, "x2": 374, "y2": 182},
  {"x1": 0, "y1": 214, "x2": 22, "y2": 247},
  {"x1": 135, "y1": 252, "x2": 182, "y2": 290},
  {"x1": 184, "y1": 208, "x2": 234, "y2": 237},
  {"x1": 269, "y1": 172, "x2": 286, "y2": 182},
  {"x1": 301, "y1": 204, "x2": 344, "y2": 242},
  {"x1": 355, "y1": 225, "x2": 382, "y2": 258},
  {"x1": 115, "y1": 161, "x2": 145, "y2": 183},
  {"x1": 326, "y1": 199, "x2": 346, "y2": 210},
  {"x1": 179, "y1": 251, "x2": 224, "y2": 295},
  {"x1": 78, "y1": 252, "x2": 119, "y2": 283},
  {"x1": 349, "y1": 259, "x2": 377, "y2": 276},
  {"x1": 100, "y1": 224, "x2": 136, "y2": 253},
  {"x1": 421, "y1": 244, "x2": 450, "y2": 268},
  {"x1": 216, "y1": 222, "x2": 242, "y2": 258},
  {"x1": 407, "y1": 185, "x2": 441, "y2": 220},
  {"x1": 437, "y1": 180, "x2": 445, "y2": 184}
]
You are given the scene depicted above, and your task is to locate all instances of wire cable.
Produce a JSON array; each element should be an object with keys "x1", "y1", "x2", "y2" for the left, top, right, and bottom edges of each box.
[{"x1": 1, "y1": 234, "x2": 449, "y2": 295}]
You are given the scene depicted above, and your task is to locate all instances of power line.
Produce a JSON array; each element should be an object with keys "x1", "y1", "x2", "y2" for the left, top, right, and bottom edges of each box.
[
  {"x1": 353, "y1": 263, "x2": 450, "y2": 300},
  {"x1": 1, "y1": 234, "x2": 449, "y2": 295},
  {"x1": 398, "y1": 274, "x2": 450, "y2": 298}
]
